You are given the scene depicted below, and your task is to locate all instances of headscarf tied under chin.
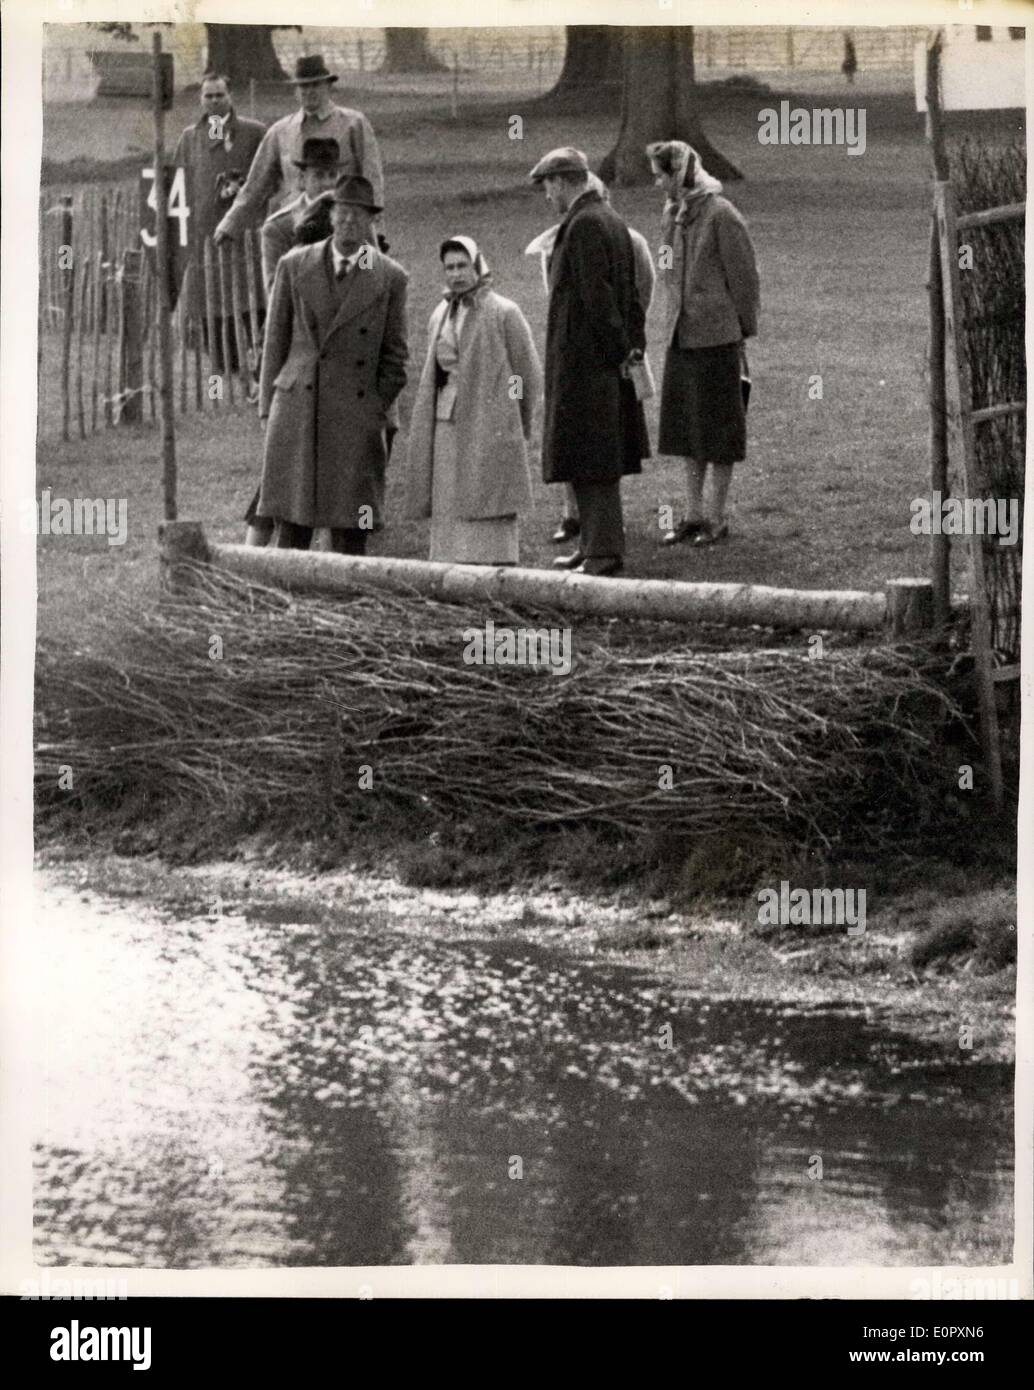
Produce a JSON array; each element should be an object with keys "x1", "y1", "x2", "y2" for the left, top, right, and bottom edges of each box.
[
  {"x1": 647, "y1": 140, "x2": 723, "y2": 223},
  {"x1": 440, "y1": 234, "x2": 492, "y2": 306}
]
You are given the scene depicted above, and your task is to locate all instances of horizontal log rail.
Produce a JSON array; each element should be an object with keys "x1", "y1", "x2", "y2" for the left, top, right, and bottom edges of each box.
[
  {"x1": 157, "y1": 521, "x2": 940, "y2": 636},
  {"x1": 955, "y1": 202, "x2": 1025, "y2": 232},
  {"x1": 970, "y1": 400, "x2": 1026, "y2": 424}
]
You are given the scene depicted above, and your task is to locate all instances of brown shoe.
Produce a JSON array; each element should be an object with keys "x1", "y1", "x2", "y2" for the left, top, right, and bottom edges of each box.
[
  {"x1": 692, "y1": 521, "x2": 730, "y2": 547},
  {"x1": 553, "y1": 551, "x2": 585, "y2": 570},
  {"x1": 662, "y1": 518, "x2": 708, "y2": 546},
  {"x1": 574, "y1": 556, "x2": 623, "y2": 577}
]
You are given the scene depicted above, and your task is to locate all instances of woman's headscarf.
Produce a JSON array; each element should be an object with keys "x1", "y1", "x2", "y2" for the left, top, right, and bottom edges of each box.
[
  {"x1": 646, "y1": 139, "x2": 723, "y2": 222},
  {"x1": 440, "y1": 235, "x2": 492, "y2": 304}
]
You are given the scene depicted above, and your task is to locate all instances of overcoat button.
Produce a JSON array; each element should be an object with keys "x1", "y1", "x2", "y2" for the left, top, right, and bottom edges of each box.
[
  {"x1": 356, "y1": 360, "x2": 365, "y2": 367},
  {"x1": 357, "y1": 390, "x2": 365, "y2": 398},
  {"x1": 359, "y1": 327, "x2": 368, "y2": 335}
]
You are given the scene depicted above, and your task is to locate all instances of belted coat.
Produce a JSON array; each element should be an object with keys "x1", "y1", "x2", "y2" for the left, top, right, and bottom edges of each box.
[
  {"x1": 542, "y1": 189, "x2": 650, "y2": 485},
  {"x1": 404, "y1": 287, "x2": 541, "y2": 522},
  {"x1": 257, "y1": 239, "x2": 408, "y2": 531}
]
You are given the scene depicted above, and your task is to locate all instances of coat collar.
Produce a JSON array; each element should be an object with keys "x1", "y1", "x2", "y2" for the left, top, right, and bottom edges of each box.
[{"x1": 298, "y1": 238, "x2": 388, "y2": 344}]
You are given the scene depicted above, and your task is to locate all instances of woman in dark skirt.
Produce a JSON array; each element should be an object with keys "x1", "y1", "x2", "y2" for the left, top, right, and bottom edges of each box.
[{"x1": 647, "y1": 140, "x2": 760, "y2": 547}]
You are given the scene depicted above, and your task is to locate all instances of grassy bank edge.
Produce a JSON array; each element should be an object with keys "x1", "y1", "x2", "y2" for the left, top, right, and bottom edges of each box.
[{"x1": 36, "y1": 828, "x2": 1016, "y2": 1064}]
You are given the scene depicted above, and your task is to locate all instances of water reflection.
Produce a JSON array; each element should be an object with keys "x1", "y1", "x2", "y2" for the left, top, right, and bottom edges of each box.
[{"x1": 33, "y1": 882, "x2": 1012, "y2": 1267}]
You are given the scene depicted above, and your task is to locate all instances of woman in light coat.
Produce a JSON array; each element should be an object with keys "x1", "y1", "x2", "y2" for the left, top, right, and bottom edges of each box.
[
  {"x1": 406, "y1": 236, "x2": 542, "y2": 564},
  {"x1": 648, "y1": 140, "x2": 760, "y2": 547}
]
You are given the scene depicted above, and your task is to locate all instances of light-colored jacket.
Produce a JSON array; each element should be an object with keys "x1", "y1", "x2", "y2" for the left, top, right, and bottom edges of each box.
[
  {"x1": 658, "y1": 192, "x2": 760, "y2": 349},
  {"x1": 405, "y1": 287, "x2": 541, "y2": 522},
  {"x1": 526, "y1": 223, "x2": 655, "y2": 315},
  {"x1": 218, "y1": 106, "x2": 384, "y2": 239},
  {"x1": 257, "y1": 239, "x2": 408, "y2": 530}
]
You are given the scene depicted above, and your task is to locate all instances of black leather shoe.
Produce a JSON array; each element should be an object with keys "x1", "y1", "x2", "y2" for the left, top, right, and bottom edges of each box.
[
  {"x1": 574, "y1": 556, "x2": 624, "y2": 577},
  {"x1": 692, "y1": 521, "x2": 730, "y2": 547},
  {"x1": 553, "y1": 550, "x2": 585, "y2": 570},
  {"x1": 662, "y1": 518, "x2": 707, "y2": 546},
  {"x1": 552, "y1": 517, "x2": 580, "y2": 543}
]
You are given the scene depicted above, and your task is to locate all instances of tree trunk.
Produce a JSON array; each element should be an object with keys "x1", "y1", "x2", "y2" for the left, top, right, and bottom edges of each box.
[
  {"x1": 380, "y1": 28, "x2": 447, "y2": 73},
  {"x1": 205, "y1": 24, "x2": 287, "y2": 85},
  {"x1": 551, "y1": 26, "x2": 622, "y2": 90},
  {"x1": 600, "y1": 27, "x2": 741, "y2": 186}
]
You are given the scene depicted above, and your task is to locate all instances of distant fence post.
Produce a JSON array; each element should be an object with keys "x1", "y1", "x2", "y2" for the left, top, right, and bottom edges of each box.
[
  {"x1": 118, "y1": 248, "x2": 144, "y2": 424},
  {"x1": 925, "y1": 33, "x2": 951, "y2": 628},
  {"x1": 59, "y1": 194, "x2": 74, "y2": 442}
]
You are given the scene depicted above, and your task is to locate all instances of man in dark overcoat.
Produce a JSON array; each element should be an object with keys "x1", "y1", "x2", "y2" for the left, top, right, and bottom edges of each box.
[
  {"x1": 256, "y1": 175, "x2": 409, "y2": 554},
  {"x1": 173, "y1": 71, "x2": 267, "y2": 370},
  {"x1": 529, "y1": 147, "x2": 650, "y2": 576}
]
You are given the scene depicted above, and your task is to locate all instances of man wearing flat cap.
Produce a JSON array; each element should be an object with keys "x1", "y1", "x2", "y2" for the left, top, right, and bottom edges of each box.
[
  {"x1": 259, "y1": 136, "x2": 343, "y2": 297},
  {"x1": 214, "y1": 55, "x2": 384, "y2": 244},
  {"x1": 529, "y1": 146, "x2": 650, "y2": 576},
  {"x1": 255, "y1": 174, "x2": 408, "y2": 555}
]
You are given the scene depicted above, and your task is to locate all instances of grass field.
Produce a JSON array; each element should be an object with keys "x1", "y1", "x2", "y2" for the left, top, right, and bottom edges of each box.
[{"x1": 35, "y1": 84, "x2": 1023, "y2": 644}]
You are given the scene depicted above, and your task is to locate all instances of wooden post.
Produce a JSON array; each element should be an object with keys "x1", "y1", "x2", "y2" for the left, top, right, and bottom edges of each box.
[
  {"x1": 90, "y1": 250, "x2": 103, "y2": 432},
  {"x1": 936, "y1": 181, "x2": 1004, "y2": 809},
  {"x1": 118, "y1": 248, "x2": 144, "y2": 424},
  {"x1": 886, "y1": 578, "x2": 935, "y2": 637},
  {"x1": 217, "y1": 241, "x2": 236, "y2": 405},
  {"x1": 202, "y1": 237, "x2": 219, "y2": 405},
  {"x1": 178, "y1": 277, "x2": 188, "y2": 413},
  {"x1": 249, "y1": 76, "x2": 256, "y2": 120},
  {"x1": 244, "y1": 228, "x2": 262, "y2": 376},
  {"x1": 229, "y1": 240, "x2": 251, "y2": 397},
  {"x1": 451, "y1": 52, "x2": 459, "y2": 119},
  {"x1": 191, "y1": 219, "x2": 203, "y2": 411},
  {"x1": 74, "y1": 253, "x2": 88, "y2": 439},
  {"x1": 59, "y1": 194, "x2": 74, "y2": 441},
  {"x1": 158, "y1": 519, "x2": 211, "y2": 595},
  {"x1": 925, "y1": 34, "x2": 951, "y2": 627},
  {"x1": 153, "y1": 32, "x2": 177, "y2": 519},
  {"x1": 786, "y1": 28, "x2": 795, "y2": 69}
]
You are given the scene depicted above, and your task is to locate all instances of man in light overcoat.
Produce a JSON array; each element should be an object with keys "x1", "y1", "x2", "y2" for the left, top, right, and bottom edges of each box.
[{"x1": 256, "y1": 175, "x2": 408, "y2": 554}]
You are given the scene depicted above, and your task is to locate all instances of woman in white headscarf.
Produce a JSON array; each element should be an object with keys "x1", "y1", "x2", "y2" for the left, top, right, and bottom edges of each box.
[
  {"x1": 525, "y1": 172, "x2": 656, "y2": 545},
  {"x1": 406, "y1": 236, "x2": 542, "y2": 564},
  {"x1": 648, "y1": 139, "x2": 760, "y2": 547}
]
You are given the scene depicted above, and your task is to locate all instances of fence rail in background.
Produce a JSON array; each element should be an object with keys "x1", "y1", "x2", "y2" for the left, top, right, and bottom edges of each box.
[
  {"x1": 39, "y1": 185, "x2": 266, "y2": 437},
  {"x1": 43, "y1": 24, "x2": 943, "y2": 102}
]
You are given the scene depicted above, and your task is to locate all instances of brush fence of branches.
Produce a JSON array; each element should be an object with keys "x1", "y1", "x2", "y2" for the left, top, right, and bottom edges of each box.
[{"x1": 40, "y1": 181, "x2": 265, "y2": 439}]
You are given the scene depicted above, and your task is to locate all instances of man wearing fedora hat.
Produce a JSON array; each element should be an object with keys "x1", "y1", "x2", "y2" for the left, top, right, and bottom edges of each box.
[
  {"x1": 214, "y1": 54, "x2": 384, "y2": 245},
  {"x1": 255, "y1": 173, "x2": 408, "y2": 555},
  {"x1": 259, "y1": 136, "x2": 343, "y2": 297},
  {"x1": 528, "y1": 147, "x2": 650, "y2": 576}
]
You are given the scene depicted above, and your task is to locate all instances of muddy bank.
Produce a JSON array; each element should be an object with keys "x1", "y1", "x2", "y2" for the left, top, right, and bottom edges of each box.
[{"x1": 37, "y1": 851, "x2": 1015, "y2": 1061}]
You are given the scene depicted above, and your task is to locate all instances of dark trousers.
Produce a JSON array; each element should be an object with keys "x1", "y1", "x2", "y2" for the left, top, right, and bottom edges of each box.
[
  {"x1": 275, "y1": 522, "x2": 369, "y2": 555},
  {"x1": 204, "y1": 311, "x2": 263, "y2": 376},
  {"x1": 571, "y1": 481, "x2": 625, "y2": 558}
]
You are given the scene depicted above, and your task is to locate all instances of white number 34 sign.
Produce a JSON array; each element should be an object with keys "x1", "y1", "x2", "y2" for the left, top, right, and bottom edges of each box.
[{"x1": 141, "y1": 166, "x2": 190, "y2": 249}]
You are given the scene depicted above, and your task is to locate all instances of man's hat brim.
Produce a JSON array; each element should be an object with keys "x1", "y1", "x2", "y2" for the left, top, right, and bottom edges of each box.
[
  {"x1": 333, "y1": 199, "x2": 384, "y2": 215},
  {"x1": 288, "y1": 73, "x2": 339, "y2": 84},
  {"x1": 292, "y1": 158, "x2": 344, "y2": 170}
]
